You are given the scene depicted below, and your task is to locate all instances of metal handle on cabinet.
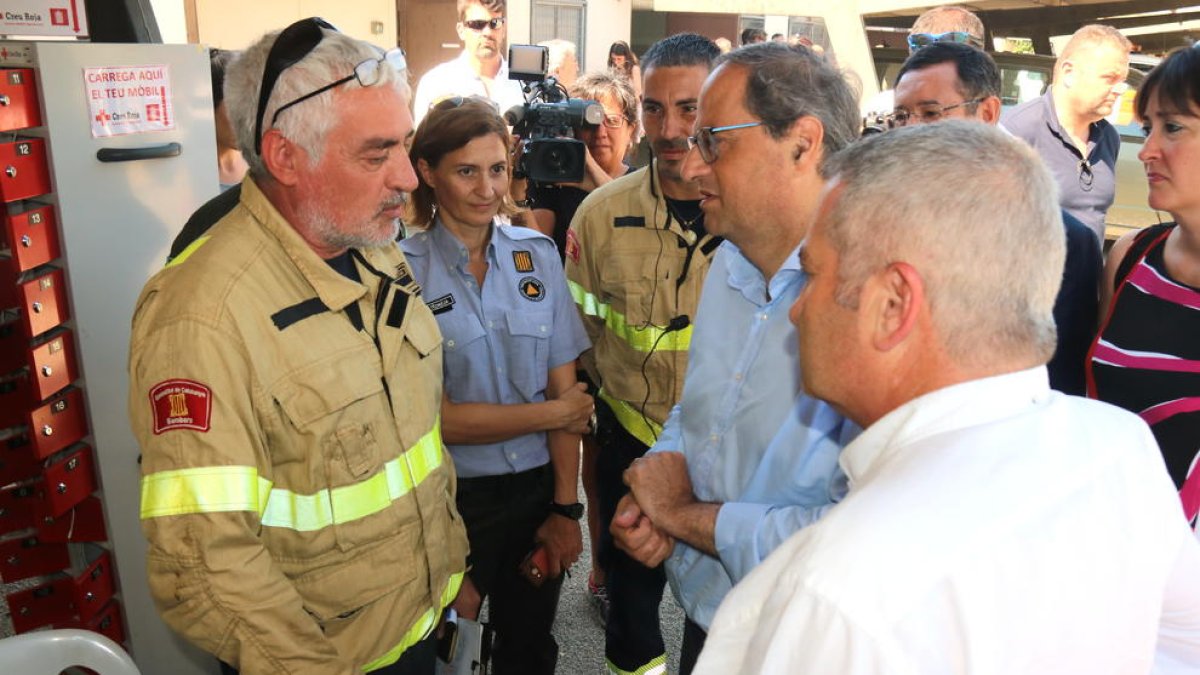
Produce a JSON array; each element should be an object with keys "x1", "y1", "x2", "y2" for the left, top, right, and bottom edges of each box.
[{"x1": 96, "y1": 142, "x2": 181, "y2": 163}]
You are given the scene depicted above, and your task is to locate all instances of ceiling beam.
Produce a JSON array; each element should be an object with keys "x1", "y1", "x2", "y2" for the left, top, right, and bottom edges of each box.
[{"x1": 867, "y1": 0, "x2": 1192, "y2": 30}]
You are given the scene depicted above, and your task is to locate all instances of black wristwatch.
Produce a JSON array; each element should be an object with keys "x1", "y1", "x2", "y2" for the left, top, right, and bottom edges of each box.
[{"x1": 548, "y1": 501, "x2": 584, "y2": 520}]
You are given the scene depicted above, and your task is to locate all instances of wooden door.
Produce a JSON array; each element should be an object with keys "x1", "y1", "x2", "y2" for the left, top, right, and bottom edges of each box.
[{"x1": 398, "y1": 0, "x2": 462, "y2": 84}]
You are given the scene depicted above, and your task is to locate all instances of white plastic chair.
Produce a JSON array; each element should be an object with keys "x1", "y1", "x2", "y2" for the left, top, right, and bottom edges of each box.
[{"x1": 0, "y1": 628, "x2": 140, "y2": 674}]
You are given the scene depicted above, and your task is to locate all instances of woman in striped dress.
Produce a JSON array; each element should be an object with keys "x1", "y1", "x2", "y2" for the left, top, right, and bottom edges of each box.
[{"x1": 1088, "y1": 45, "x2": 1200, "y2": 528}]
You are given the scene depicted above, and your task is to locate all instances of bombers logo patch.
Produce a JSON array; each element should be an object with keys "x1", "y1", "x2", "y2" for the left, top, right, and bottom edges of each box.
[
  {"x1": 519, "y1": 276, "x2": 546, "y2": 302},
  {"x1": 150, "y1": 379, "x2": 213, "y2": 434},
  {"x1": 565, "y1": 229, "x2": 581, "y2": 264},
  {"x1": 512, "y1": 250, "x2": 535, "y2": 273}
]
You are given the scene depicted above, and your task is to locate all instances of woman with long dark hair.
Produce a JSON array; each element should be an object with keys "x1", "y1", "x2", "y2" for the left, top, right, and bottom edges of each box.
[
  {"x1": 1088, "y1": 45, "x2": 1200, "y2": 529},
  {"x1": 608, "y1": 40, "x2": 642, "y2": 99}
]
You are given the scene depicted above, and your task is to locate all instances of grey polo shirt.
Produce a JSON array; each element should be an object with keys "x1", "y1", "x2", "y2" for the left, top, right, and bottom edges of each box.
[{"x1": 1002, "y1": 90, "x2": 1120, "y2": 244}]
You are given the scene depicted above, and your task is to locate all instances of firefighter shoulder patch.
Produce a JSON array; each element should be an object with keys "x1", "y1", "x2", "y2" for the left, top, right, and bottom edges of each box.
[
  {"x1": 565, "y1": 228, "x2": 581, "y2": 265},
  {"x1": 150, "y1": 379, "x2": 213, "y2": 434}
]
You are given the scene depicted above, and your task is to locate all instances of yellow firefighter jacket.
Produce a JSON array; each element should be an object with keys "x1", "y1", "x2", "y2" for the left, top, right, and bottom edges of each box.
[
  {"x1": 565, "y1": 162, "x2": 722, "y2": 447},
  {"x1": 130, "y1": 178, "x2": 468, "y2": 674}
]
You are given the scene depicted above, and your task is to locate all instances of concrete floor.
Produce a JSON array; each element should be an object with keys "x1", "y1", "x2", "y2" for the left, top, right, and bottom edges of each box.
[
  {"x1": 0, "y1": 484, "x2": 689, "y2": 674},
  {"x1": 549, "y1": 504, "x2": 685, "y2": 674}
]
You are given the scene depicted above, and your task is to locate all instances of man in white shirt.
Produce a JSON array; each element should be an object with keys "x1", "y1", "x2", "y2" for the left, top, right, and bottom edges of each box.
[
  {"x1": 412, "y1": 0, "x2": 525, "y2": 125},
  {"x1": 695, "y1": 122, "x2": 1200, "y2": 675}
]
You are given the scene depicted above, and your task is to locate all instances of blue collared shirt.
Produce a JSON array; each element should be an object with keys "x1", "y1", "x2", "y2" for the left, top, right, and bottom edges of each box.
[
  {"x1": 1002, "y1": 90, "x2": 1120, "y2": 244},
  {"x1": 402, "y1": 220, "x2": 590, "y2": 478},
  {"x1": 651, "y1": 242, "x2": 857, "y2": 630}
]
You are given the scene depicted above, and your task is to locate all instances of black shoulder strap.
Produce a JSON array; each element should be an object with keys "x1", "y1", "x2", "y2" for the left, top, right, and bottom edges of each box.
[{"x1": 1114, "y1": 223, "x2": 1174, "y2": 291}]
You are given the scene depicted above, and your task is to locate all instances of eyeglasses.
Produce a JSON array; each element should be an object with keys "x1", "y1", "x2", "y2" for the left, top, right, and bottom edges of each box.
[
  {"x1": 462, "y1": 17, "x2": 506, "y2": 31},
  {"x1": 254, "y1": 17, "x2": 338, "y2": 155},
  {"x1": 686, "y1": 121, "x2": 763, "y2": 164},
  {"x1": 602, "y1": 113, "x2": 628, "y2": 129},
  {"x1": 888, "y1": 98, "x2": 984, "y2": 127},
  {"x1": 906, "y1": 31, "x2": 977, "y2": 51},
  {"x1": 270, "y1": 48, "x2": 406, "y2": 141},
  {"x1": 254, "y1": 18, "x2": 407, "y2": 155}
]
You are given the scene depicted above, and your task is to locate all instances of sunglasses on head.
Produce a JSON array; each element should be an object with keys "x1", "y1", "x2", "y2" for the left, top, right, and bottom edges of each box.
[
  {"x1": 907, "y1": 31, "x2": 976, "y2": 51},
  {"x1": 430, "y1": 95, "x2": 500, "y2": 113},
  {"x1": 254, "y1": 17, "x2": 407, "y2": 155},
  {"x1": 462, "y1": 17, "x2": 506, "y2": 31}
]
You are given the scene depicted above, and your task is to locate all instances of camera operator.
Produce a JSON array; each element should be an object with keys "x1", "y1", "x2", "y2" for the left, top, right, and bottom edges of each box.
[{"x1": 525, "y1": 71, "x2": 639, "y2": 260}]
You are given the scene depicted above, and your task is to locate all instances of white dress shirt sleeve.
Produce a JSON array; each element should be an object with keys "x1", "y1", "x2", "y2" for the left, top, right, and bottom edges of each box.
[{"x1": 1155, "y1": 524, "x2": 1200, "y2": 673}]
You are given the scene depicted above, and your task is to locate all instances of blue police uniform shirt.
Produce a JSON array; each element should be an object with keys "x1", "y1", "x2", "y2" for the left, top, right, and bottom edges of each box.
[
  {"x1": 651, "y1": 242, "x2": 859, "y2": 630},
  {"x1": 402, "y1": 219, "x2": 590, "y2": 478},
  {"x1": 1002, "y1": 90, "x2": 1120, "y2": 245}
]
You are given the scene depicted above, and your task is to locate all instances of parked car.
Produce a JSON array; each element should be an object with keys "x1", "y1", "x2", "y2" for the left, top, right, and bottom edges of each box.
[{"x1": 872, "y1": 48, "x2": 1166, "y2": 241}]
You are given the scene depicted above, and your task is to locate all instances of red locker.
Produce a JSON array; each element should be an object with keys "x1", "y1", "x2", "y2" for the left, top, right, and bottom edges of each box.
[
  {"x1": 80, "y1": 599, "x2": 125, "y2": 645},
  {"x1": 27, "y1": 330, "x2": 77, "y2": 402},
  {"x1": 5, "y1": 576, "x2": 73, "y2": 632},
  {"x1": 36, "y1": 495, "x2": 107, "y2": 543},
  {"x1": 70, "y1": 549, "x2": 116, "y2": 620},
  {"x1": 0, "y1": 481, "x2": 38, "y2": 535},
  {"x1": 0, "y1": 372, "x2": 33, "y2": 428},
  {"x1": 2, "y1": 204, "x2": 59, "y2": 273},
  {"x1": 0, "y1": 319, "x2": 25, "y2": 374},
  {"x1": 16, "y1": 267, "x2": 69, "y2": 338},
  {"x1": 0, "y1": 69, "x2": 42, "y2": 131},
  {"x1": 26, "y1": 387, "x2": 89, "y2": 460},
  {"x1": 4, "y1": 547, "x2": 119, "y2": 632},
  {"x1": 0, "y1": 533, "x2": 69, "y2": 582},
  {"x1": 0, "y1": 138, "x2": 51, "y2": 203},
  {"x1": 38, "y1": 444, "x2": 96, "y2": 518},
  {"x1": 0, "y1": 432, "x2": 42, "y2": 485}
]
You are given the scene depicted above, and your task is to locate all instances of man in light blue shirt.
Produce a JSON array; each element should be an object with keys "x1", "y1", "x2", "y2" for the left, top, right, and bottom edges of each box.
[{"x1": 610, "y1": 43, "x2": 862, "y2": 673}]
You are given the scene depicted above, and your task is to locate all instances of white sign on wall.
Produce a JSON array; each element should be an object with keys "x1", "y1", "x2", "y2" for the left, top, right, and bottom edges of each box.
[
  {"x1": 1, "y1": 0, "x2": 89, "y2": 37},
  {"x1": 83, "y1": 65, "x2": 176, "y2": 138}
]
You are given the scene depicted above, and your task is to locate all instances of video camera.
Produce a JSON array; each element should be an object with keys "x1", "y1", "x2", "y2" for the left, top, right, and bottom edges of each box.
[{"x1": 505, "y1": 44, "x2": 604, "y2": 184}]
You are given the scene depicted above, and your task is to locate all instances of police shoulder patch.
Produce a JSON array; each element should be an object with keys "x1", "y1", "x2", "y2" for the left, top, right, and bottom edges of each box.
[
  {"x1": 519, "y1": 276, "x2": 546, "y2": 302},
  {"x1": 512, "y1": 250, "x2": 535, "y2": 273},
  {"x1": 150, "y1": 379, "x2": 212, "y2": 434}
]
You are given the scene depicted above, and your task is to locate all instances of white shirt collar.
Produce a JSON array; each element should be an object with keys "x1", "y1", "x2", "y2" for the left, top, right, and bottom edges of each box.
[{"x1": 840, "y1": 366, "x2": 1052, "y2": 485}]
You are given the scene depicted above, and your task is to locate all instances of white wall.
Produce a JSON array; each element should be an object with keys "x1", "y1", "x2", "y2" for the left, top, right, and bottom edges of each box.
[
  {"x1": 583, "y1": 0, "x2": 630, "y2": 73},
  {"x1": 152, "y1": 0, "x2": 396, "y2": 50},
  {"x1": 150, "y1": 0, "x2": 188, "y2": 42}
]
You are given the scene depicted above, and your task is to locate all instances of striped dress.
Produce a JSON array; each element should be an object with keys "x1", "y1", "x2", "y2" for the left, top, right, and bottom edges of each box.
[{"x1": 1088, "y1": 223, "x2": 1200, "y2": 526}]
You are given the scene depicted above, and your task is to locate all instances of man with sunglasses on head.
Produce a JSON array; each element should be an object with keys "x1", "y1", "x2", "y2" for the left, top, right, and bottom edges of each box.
[
  {"x1": 130, "y1": 19, "x2": 469, "y2": 675},
  {"x1": 565, "y1": 33, "x2": 724, "y2": 675},
  {"x1": 412, "y1": 0, "x2": 524, "y2": 127},
  {"x1": 1003, "y1": 24, "x2": 1132, "y2": 246},
  {"x1": 609, "y1": 43, "x2": 860, "y2": 674},
  {"x1": 861, "y1": 5, "x2": 984, "y2": 124},
  {"x1": 891, "y1": 41, "x2": 1102, "y2": 397}
]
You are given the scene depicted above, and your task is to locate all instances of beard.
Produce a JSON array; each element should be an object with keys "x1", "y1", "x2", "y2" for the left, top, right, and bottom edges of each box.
[{"x1": 310, "y1": 193, "x2": 407, "y2": 251}]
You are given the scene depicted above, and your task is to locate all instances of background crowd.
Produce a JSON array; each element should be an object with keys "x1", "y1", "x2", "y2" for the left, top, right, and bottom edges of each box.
[{"x1": 129, "y1": 3, "x2": 1200, "y2": 674}]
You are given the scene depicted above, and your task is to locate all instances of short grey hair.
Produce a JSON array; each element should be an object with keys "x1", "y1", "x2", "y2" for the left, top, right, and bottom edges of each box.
[
  {"x1": 822, "y1": 121, "x2": 1063, "y2": 367},
  {"x1": 571, "y1": 70, "x2": 639, "y2": 131},
  {"x1": 539, "y1": 38, "x2": 576, "y2": 71},
  {"x1": 717, "y1": 43, "x2": 860, "y2": 172},
  {"x1": 1057, "y1": 24, "x2": 1132, "y2": 68},
  {"x1": 911, "y1": 5, "x2": 985, "y2": 48},
  {"x1": 225, "y1": 26, "x2": 409, "y2": 178}
]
